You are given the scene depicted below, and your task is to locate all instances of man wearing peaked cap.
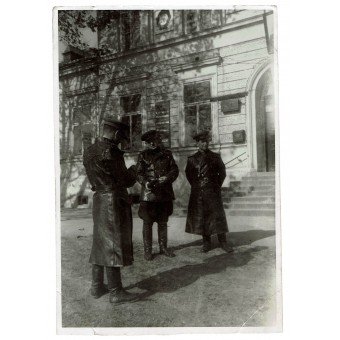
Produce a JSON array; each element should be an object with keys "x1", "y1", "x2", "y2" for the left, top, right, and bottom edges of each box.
[
  {"x1": 185, "y1": 130, "x2": 234, "y2": 253},
  {"x1": 192, "y1": 130, "x2": 211, "y2": 142},
  {"x1": 136, "y1": 129, "x2": 179, "y2": 260},
  {"x1": 103, "y1": 117, "x2": 129, "y2": 130},
  {"x1": 82, "y1": 116, "x2": 140, "y2": 304},
  {"x1": 141, "y1": 129, "x2": 158, "y2": 143},
  {"x1": 102, "y1": 117, "x2": 129, "y2": 140}
]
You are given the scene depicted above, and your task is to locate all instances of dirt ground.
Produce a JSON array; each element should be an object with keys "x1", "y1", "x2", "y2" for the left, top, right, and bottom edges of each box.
[{"x1": 59, "y1": 209, "x2": 278, "y2": 329}]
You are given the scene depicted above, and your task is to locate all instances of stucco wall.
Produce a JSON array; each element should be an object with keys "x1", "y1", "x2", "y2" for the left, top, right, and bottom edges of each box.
[{"x1": 59, "y1": 10, "x2": 272, "y2": 208}]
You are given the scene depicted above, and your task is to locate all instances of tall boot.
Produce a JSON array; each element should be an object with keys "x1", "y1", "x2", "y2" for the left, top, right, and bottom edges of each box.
[
  {"x1": 143, "y1": 221, "x2": 153, "y2": 261},
  {"x1": 106, "y1": 267, "x2": 139, "y2": 304},
  {"x1": 90, "y1": 264, "x2": 108, "y2": 298},
  {"x1": 201, "y1": 235, "x2": 211, "y2": 253},
  {"x1": 158, "y1": 223, "x2": 175, "y2": 257},
  {"x1": 218, "y1": 233, "x2": 234, "y2": 253}
]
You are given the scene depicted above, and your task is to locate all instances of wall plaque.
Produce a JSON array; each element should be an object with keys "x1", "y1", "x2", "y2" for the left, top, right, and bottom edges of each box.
[
  {"x1": 221, "y1": 98, "x2": 240, "y2": 114},
  {"x1": 232, "y1": 130, "x2": 246, "y2": 144}
]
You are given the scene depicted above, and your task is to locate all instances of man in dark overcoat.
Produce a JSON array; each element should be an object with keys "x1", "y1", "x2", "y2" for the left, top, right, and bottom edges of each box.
[
  {"x1": 185, "y1": 131, "x2": 234, "y2": 253},
  {"x1": 83, "y1": 117, "x2": 139, "y2": 304},
  {"x1": 136, "y1": 130, "x2": 179, "y2": 260}
]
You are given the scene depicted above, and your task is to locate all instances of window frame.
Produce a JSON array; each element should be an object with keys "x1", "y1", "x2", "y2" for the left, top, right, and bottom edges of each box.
[
  {"x1": 177, "y1": 67, "x2": 219, "y2": 147},
  {"x1": 184, "y1": 10, "x2": 223, "y2": 35},
  {"x1": 118, "y1": 93, "x2": 144, "y2": 152},
  {"x1": 72, "y1": 103, "x2": 94, "y2": 156},
  {"x1": 120, "y1": 10, "x2": 151, "y2": 51}
]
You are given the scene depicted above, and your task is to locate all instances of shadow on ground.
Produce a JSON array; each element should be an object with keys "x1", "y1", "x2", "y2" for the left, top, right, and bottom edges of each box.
[
  {"x1": 170, "y1": 229, "x2": 275, "y2": 251},
  {"x1": 126, "y1": 246, "x2": 267, "y2": 300}
]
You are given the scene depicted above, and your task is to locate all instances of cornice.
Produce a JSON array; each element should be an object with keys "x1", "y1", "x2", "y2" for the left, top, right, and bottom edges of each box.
[
  {"x1": 59, "y1": 59, "x2": 98, "y2": 77},
  {"x1": 58, "y1": 14, "x2": 264, "y2": 76},
  {"x1": 98, "y1": 14, "x2": 264, "y2": 64},
  {"x1": 106, "y1": 72, "x2": 151, "y2": 84},
  {"x1": 63, "y1": 86, "x2": 98, "y2": 97},
  {"x1": 172, "y1": 56, "x2": 223, "y2": 73}
]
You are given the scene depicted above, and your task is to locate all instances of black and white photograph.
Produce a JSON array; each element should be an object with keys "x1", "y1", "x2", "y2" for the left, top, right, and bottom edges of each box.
[
  {"x1": 5, "y1": 1, "x2": 340, "y2": 339},
  {"x1": 55, "y1": 6, "x2": 280, "y2": 333}
]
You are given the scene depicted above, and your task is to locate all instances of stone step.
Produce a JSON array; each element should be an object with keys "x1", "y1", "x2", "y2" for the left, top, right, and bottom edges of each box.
[
  {"x1": 228, "y1": 196, "x2": 275, "y2": 203},
  {"x1": 226, "y1": 209, "x2": 275, "y2": 217},
  {"x1": 239, "y1": 185, "x2": 275, "y2": 191},
  {"x1": 246, "y1": 172, "x2": 275, "y2": 177},
  {"x1": 222, "y1": 189, "x2": 275, "y2": 198},
  {"x1": 226, "y1": 202, "x2": 275, "y2": 210},
  {"x1": 239, "y1": 178, "x2": 275, "y2": 185},
  {"x1": 249, "y1": 190, "x2": 275, "y2": 196}
]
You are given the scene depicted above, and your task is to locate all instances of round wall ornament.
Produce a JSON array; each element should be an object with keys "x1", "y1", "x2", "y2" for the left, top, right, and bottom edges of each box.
[{"x1": 156, "y1": 10, "x2": 171, "y2": 30}]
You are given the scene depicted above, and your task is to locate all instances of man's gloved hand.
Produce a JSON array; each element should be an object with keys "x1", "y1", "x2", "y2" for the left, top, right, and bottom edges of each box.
[
  {"x1": 158, "y1": 176, "x2": 167, "y2": 184},
  {"x1": 146, "y1": 179, "x2": 159, "y2": 190}
]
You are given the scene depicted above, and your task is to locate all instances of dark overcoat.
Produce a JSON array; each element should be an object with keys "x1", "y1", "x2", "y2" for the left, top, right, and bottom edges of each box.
[
  {"x1": 136, "y1": 147, "x2": 179, "y2": 202},
  {"x1": 136, "y1": 147, "x2": 179, "y2": 221},
  {"x1": 185, "y1": 150, "x2": 229, "y2": 236},
  {"x1": 83, "y1": 138, "x2": 136, "y2": 267}
]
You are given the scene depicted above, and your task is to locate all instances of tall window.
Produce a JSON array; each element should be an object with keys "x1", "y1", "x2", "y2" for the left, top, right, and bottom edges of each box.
[
  {"x1": 73, "y1": 104, "x2": 93, "y2": 155},
  {"x1": 120, "y1": 94, "x2": 142, "y2": 151},
  {"x1": 184, "y1": 81, "x2": 212, "y2": 145},
  {"x1": 121, "y1": 10, "x2": 141, "y2": 51},
  {"x1": 185, "y1": 10, "x2": 222, "y2": 34}
]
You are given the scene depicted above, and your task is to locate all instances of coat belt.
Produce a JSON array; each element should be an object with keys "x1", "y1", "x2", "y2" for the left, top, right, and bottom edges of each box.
[{"x1": 94, "y1": 184, "x2": 118, "y2": 192}]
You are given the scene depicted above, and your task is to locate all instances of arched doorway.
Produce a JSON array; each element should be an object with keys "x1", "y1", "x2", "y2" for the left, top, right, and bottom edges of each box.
[
  {"x1": 255, "y1": 68, "x2": 275, "y2": 171},
  {"x1": 247, "y1": 61, "x2": 275, "y2": 172}
]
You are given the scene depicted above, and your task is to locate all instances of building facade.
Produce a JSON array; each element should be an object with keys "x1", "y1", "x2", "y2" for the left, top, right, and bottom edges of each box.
[{"x1": 59, "y1": 9, "x2": 276, "y2": 209}]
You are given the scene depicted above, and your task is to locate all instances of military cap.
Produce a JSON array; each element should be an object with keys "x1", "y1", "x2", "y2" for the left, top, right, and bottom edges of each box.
[
  {"x1": 103, "y1": 117, "x2": 129, "y2": 131},
  {"x1": 192, "y1": 130, "x2": 211, "y2": 141},
  {"x1": 141, "y1": 130, "x2": 159, "y2": 142}
]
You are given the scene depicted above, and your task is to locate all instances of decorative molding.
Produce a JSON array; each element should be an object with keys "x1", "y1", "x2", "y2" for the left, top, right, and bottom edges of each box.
[
  {"x1": 106, "y1": 72, "x2": 151, "y2": 85},
  {"x1": 64, "y1": 86, "x2": 98, "y2": 97},
  {"x1": 155, "y1": 10, "x2": 174, "y2": 33},
  {"x1": 172, "y1": 56, "x2": 222, "y2": 73},
  {"x1": 59, "y1": 61, "x2": 98, "y2": 77},
  {"x1": 98, "y1": 14, "x2": 264, "y2": 64},
  {"x1": 210, "y1": 91, "x2": 248, "y2": 102}
]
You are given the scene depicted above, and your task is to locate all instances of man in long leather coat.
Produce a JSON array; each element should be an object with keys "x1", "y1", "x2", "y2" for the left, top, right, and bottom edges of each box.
[
  {"x1": 185, "y1": 131, "x2": 234, "y2": 253},
  {"x1": 136, "y1": 130, "x2": 179, "y2": 260},
  {"x1": 83, "y1": 117, "x2": 139, "y2": 304}
]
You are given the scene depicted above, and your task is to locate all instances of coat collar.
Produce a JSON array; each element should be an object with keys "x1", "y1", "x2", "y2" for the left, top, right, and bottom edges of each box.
[{"x1": 102, "y1": 138, "x2": 125, "y2": 154}]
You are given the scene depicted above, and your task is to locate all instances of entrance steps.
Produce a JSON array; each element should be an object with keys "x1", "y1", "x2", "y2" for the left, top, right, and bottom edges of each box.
[{"x1": 223, "y1": 172, "x2": 276, "y2": 217}]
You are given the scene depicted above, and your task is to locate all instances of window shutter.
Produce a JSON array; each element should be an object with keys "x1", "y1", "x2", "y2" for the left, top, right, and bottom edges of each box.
[
  {"x1": 198, "y1": 104, "x2": 212, "y2": 131},
  {"x1": 211, "y1": 10, "x2": 222, "y2": 27},
  {"x1": 121, "y1": 11, "x2": 131, "y2": 51},
  {"x1": 82, "y1": 124, "x2": 93, "y2": 151},
  {"x1": 73, "y1": 125, "x2": 82, "y2": 155},
  {"x1": 131, "y1": 11, "x2": 141, "y2": 47},
  {"x1": 186, "y1": 10, "x2": 198, "y2": 33},
  {"x1": 155, "y1": 101, "x2": 171, "y2": 147},
  {"x1": 73, "y1": 107, "x2": 82, "y2": 124},
  {"x1": 131, "y1": 114, "x2": 142, "y2": 150},
  {"x1": 200, "y1": 10, "x2": 212, "y2": 30}
]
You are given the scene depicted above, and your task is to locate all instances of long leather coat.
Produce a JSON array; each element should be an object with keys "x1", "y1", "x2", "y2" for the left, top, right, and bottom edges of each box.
[
  {"x1": 185, "y1": 149, "x2": 229, "y2": 236},
  {"x1": 83, "y1": 137, "x2": 136, "y2": 267},
  {"x1": 136, "y1": 147, "x2": 179, "y2": 202}
]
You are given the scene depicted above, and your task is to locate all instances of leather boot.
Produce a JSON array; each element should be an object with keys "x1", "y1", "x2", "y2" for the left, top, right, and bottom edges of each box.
[
  {"x1": 106, "y1": 267, "x2": 139, "y2": 304},
  {"x1": 143, "y1": 222, "x2": 153, "y2": 261},
  {"x1": 90, "y1": 264, "x2": 108, "y2": 299},
  {"x1": 218, "y1": 233, "x2": 234, "y2": 253},
  {"x1": 201, "y1": 235, "x2": 211, "y2": 253},
  {"x1": 158, "y1": 223, "x2": 175, "y2": 257}
]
